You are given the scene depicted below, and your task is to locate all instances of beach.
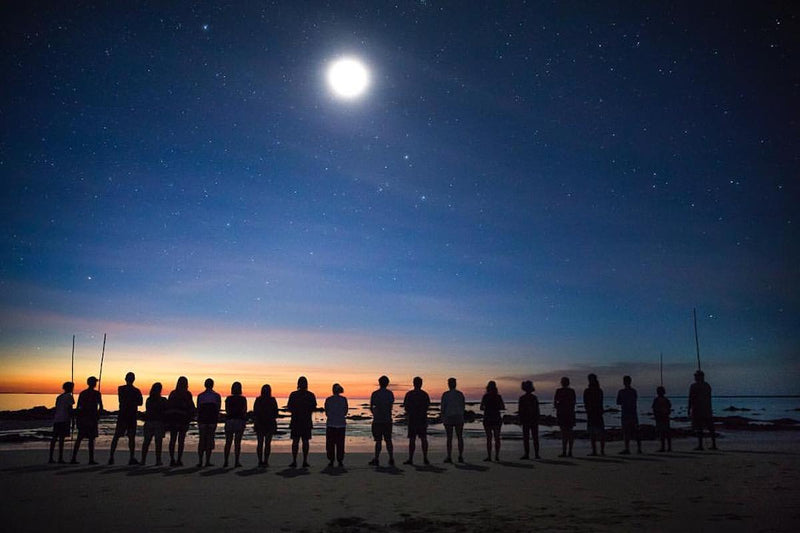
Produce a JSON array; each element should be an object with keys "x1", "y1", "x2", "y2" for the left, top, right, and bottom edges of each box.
[{"x1": 1, "y1": 434, "x2": 798, "y2": 532}]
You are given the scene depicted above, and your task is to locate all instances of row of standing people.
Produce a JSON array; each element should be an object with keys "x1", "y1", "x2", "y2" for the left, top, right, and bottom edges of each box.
[{"x1": 48, "y1": 371, "x2": 717, "y2": 467}]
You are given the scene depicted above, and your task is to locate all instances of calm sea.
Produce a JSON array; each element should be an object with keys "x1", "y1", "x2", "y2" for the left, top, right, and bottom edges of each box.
[{"x1": 2, "y1": 392, "x2": 798, "y2": 449}]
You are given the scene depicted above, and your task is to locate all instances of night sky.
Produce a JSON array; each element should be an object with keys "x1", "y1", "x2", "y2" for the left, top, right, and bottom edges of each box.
[{"x1": 1, "y1": 2, "x2": 797, "y2": 397}]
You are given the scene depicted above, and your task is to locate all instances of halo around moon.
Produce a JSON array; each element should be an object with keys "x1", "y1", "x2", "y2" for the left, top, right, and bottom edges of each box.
[{"x1": 327, "y1": 57, "x2": 370, "y2": 99}]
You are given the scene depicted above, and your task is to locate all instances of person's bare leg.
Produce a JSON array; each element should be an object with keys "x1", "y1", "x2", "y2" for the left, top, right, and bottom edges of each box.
[
  {"x1": 456, "y1": 425, "x2": 464, "y2": 461},
  {"x1": 141, "y1": 435, "x2": 151, "y2": 464},
  {"x1": 301, "y1": 437, "x2": 310, "y2": 467},
  {"x1": 224, "y1": 434, "x2": 233, "y2": 467},
  {"x1": 234, "y1": 432, "x2": 242, "y2": 466},
  {"x1": 291, "y1": 438, "x2": 299, "y2": 466},
  {"x1": 493, "y1": 428, "x2": 501, "y2": 461},
  {"x1": 445, "y1": 425, "x2": 453, "y2": 461},
  {"x1": 264, "y1": 433, "x2": 273, "y2": 466},
  {"x1": 421, "y1": 435, "x2": 429, "y2": 464},
  {"x1": 533, "y1": 425, "x2": 540, "y2": 458},
  {"x1": 406, "y1": 437, "x2": 416, "y2": 464}
]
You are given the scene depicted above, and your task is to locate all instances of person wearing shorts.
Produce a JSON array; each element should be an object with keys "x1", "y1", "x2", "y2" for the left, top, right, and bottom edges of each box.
[
  {"x1": 369, "y1": 375, "x2": 395, "y2": 467},
  {"x1": 141, "y1": 382, "x2": 167, "y2": 465},
  {"x1": 223, "y1": 381, "x2": 247, "y2": 468},
  {"x1": 441, "y1": 377, "x2": 465, "y2": 463},
  {"x1": 287, "y1": 376, "x2": 317, "y2": 468},
  {"x1": 554, "y1": 377, "x2": 576, "y2": 458},
  {"x1": 480, "y1": 380, "x2": 505, "y2": 461},
  {"x1": 109, "y1": 372, "x2": 143, "y2": 465},
  {"x1": 71, "y1": 376, "x2": 102, "y2": 464},
  {"x1": 49, "y1": 381, "x2": 74, "y2": 464},
  {"x1": 165, "y1": 376, "x2": 194, "y2": 467}
]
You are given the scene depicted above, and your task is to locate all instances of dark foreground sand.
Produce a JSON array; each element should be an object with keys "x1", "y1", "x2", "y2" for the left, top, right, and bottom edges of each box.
[{"x1": 1, "y1": 439, "x2": 799, "y2": 532}]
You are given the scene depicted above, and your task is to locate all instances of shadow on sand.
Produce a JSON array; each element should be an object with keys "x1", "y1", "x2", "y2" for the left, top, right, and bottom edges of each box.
[
  {"x1": 453, "y1": 462, "x2": 489, "y2": 472},
  {"x1": 412, "y1": 464, "x2": 447, "y2": 474},
  {"x1": 55, "y1": 465, "x2": 105, "y2": 475},
  {"x1": 236, "y1": 467, "x2": 268, "y2": 477},
  {"x1": 162, "y1": 466, "x2": 202, "y2": 476},
  {"x1": 321, "y1": 465, "x2": 348, "y2": 476},
  {"x1": 496, "y1": 460, "x2": 535, "y2": 469},
  {"x1": 374, "y1": 465, "x2": 403, "y2": 475},
  {"x1": 276, "y1": 467, "x2": 310, "y2": 479},
  {"x1": 537, "y1": 458, "x2": 577, "y2": 466}
]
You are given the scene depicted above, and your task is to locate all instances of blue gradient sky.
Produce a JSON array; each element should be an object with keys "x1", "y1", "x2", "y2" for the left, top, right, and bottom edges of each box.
[{"x1": 1, "y1": 2, "x2": 797, "y2": 397}]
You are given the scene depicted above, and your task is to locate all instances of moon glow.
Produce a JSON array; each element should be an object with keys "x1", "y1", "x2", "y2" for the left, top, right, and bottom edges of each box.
[{"x1": 327, "y1": 57, "x2": 370, "y2": 99}]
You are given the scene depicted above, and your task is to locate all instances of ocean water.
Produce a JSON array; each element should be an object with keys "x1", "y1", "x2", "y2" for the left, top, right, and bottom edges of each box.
[{"x1": 2, "y1": 393, "x2": 798, "y2": 452}]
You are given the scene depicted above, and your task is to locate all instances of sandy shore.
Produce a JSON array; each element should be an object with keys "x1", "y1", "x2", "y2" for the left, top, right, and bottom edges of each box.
[{"x1": 1, "y1": 435, "x2": 798, "y2": 532}]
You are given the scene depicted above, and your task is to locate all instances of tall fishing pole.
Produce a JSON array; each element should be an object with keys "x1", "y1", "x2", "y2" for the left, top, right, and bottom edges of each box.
[
  {"x1": 693, "y1": 308, "x2": 702, "y2": 371},
  {"x1": 70, "y1": 335, "x2": 75, "y2": 440},
  {"x1": 98, "y1": 333, "x2": 107, "y2": 393}
]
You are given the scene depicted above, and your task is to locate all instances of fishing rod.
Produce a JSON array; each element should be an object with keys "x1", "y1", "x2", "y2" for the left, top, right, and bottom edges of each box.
[
  {"x1": 693, "y1": 308, "x2": 702, "y2": 371},
  {"x1": 660, "y1": 352, "x2": 663, "y2": 387},
  {"x1": 98, "y1": 333, "x2": 107, "y2": 393},
  {"x1": 70, "y1": 335, "x2": 75, "y2": 441}
]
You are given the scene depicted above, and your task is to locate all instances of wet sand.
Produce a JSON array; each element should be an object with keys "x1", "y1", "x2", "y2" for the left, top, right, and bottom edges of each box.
[{"x1": 1, "y1": 436, "x2": 798, "y2": 532}]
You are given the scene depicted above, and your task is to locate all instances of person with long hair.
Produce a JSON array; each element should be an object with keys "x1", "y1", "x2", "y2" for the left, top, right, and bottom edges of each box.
[
  {"x1": 223, "y1": 381, "x2": 247, "y2": 468},
  {"x1": 253, "y1": 384, "x2": 278, "y2": 467},
  {"x1": 165, "y1": 376, "x2": 195, "y2": 467},
  {"x1": 141, "y1": 382, "x2": 168, "y2": 465},
  {"x1": 480, "y1": 380, "x2": 505, "y2": 461}
]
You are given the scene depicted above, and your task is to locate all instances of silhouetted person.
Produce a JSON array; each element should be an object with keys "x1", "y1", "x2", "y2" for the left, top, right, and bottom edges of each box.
[
  {"x1": 583, "y1": 373, "x2": 605, "y2": 456},
  {"x1": 368, "y1": 375, "x2": 395, "y2": 467},
  {"x1": 223, "y1": 381, "x2": 247, "y2": 468},
  {"x1": 49, "y1": 381, "x2": 74, "y2": 463},
  {"x1": 441, "y1": 377, "x2": 465, "y2": 463},
  {"x1": 196, "y1": 378, "x2": 221, "y2": 467},
  {"x1": 403, "y1": 376, "x2": 431, "y2": 465},
  {"x1": 253, "y1": 384, "x2": 278, "y2": 467},
  {"x1": 616, "y1": 375, "x2": 641, "y2": 454},
  {"x1": 554, "y1": 376, "x2": 576, "y2": 457},
  {"x1": 70, "y1": 376, "x2": 102, "y2": 464},
  {"x1": 518, "y1": 380, "x2": 540, "y2": 460},
  {"x1": 109, "y1": 372, "x2": 143, "y2": 465},
  {"x1": 688, "y1": 370, "x2": 717, "y2": 450},
  {"x1": 141, "y1": 382, "x2": 168, "y2": 465},
  {"x1": 652, "y1": 386, "x2": 672, "y2": 452},
  {"x1": 480, "y1": 380, "x2": 505, "y2": 461},
  {"x1": 324, "y1": 383, "x2": 348, "y2": 467},
  {"x1": 165, "y1": 376, "x2": 194, "y2": 467},
  {"x1": 288, "y1": 376, "x2": 317, "y2": 468}
]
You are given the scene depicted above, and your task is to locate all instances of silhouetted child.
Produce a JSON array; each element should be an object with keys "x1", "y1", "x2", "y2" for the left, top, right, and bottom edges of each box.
[
  {"x1": 223, "y1": 381, "x2": 247, "y2": 468},
  {"x1": 49, "y1": 381, "x2": 74, "y2": 464},
  {"x1": 324, "y1": 383, "x2": 348, "y2": 467},
  {"x1": 109, "y1": 371, "x2": 143, "y2": 465},
  {"x1": 652, "y1": 386, "x2": 672, "y2": 452},
  {"x1": 71, "y1": 376, "x2": 102, "y2": 464},
  {"x1": 165, "y1": 376, "x2": 194, "y2": 467},
  {"x1": 253, "y1": 384, "x2": 278, "y2": 467},
  {"x1": 196, "y1": 378, "x2": 221, "y2": 467},
  {"x1": 288, "y1": 376, "x2": 317, "y2": 468},
  {"x1": 518, "y1": 380, "x2": 540, "y2": 460},
  {"x1": 480, "y1": 380, "x2": 505, "y2": 461},
  {"x1": 368, "y1": 375, "x2": 395, "y2": 467},
  {"x1": 554, "y1": 377, "x2": 576, "y2": 457}
]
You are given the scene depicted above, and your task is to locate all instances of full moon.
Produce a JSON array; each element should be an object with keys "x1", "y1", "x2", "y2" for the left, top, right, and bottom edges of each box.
[{"x1": 327, "y1": 57, "x2": 370, "y2": 99}]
